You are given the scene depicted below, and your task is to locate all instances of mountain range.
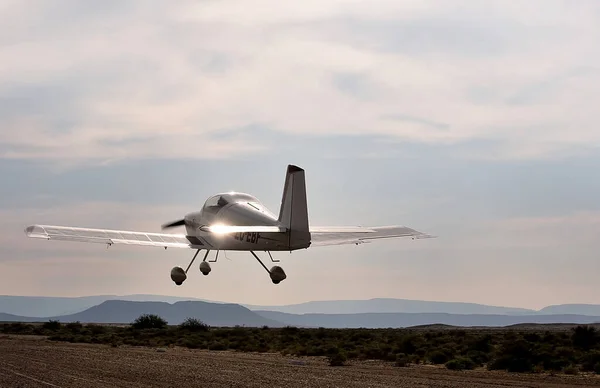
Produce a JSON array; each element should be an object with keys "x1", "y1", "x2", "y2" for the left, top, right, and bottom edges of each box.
[
  {"x1": 0, "y1": 300, "x2": 281, "y2": 327},
  {"x1": 1, "y1": 294, "x2": 600, "y2": 328},
  {"x1": 3, "y1": 294, "x2": 600, "y2": 317}
]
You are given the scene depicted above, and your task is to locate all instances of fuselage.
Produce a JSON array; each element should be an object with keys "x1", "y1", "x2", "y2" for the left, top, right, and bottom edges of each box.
[{"x1": 183, "y1": 192, "x2": 294, "y2": 251}]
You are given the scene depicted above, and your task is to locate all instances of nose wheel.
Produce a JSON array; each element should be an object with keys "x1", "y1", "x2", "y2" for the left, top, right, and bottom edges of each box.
[{"x1": 170, "y1": 249, "x2": 218, "y2": 285}]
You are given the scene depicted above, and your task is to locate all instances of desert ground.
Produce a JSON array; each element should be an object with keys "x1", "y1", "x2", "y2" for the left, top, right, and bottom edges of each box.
[{"x1": 1, "y1": 335, "x2": 599, "y2": 388}]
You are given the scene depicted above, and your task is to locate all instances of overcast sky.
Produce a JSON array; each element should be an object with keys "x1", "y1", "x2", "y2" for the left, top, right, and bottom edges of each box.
[{"x1": 1, "y1": 0, "x2": 599, "y2": 309}]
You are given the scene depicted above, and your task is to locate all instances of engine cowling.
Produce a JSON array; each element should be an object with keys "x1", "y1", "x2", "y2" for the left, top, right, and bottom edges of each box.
[
  {"x1": 269, "y1": 266, "x2": 287, "y2": 284},
  {"x1": 170, "y1": 266, "x2": 186, "y2": 285}
]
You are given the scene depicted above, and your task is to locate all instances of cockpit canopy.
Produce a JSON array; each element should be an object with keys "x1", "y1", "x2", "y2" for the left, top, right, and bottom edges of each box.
[
  {"x1": 203, "y1": 192, "x2": 260, "y2": 209},
  {"x1": 201, "y1": 192, "x2": 277, "y2": 221}
]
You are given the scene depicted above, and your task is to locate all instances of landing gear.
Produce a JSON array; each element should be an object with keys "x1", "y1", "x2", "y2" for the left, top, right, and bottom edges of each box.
[
  {"x1": 170, "y1": 249, "x2": 202, "y2": 285},
  {"x1": 250, "y1": 251, "x2": 287, "y2": 284},
  {"x1": 200, "y1": 250, "x2": 218, "y2": 275},
  {"x1": 170, "y1": 250, "x2": 286, "y2": 285},
  {"x1": 170, "y1": 249, "x2": 219, "y2": 285}
]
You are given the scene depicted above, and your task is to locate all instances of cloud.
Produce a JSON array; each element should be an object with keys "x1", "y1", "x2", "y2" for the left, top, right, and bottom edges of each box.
[{"x1": 0, "y1": 0, "x2": 599, "y2": 165}]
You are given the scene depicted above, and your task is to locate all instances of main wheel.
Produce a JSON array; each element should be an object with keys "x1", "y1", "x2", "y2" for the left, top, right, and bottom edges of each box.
[
  {"x1": 269, "y1": 266, "x2": 286, "y2": 284},
  {"x1": 170, "y1": 266, "x2": 187, "y2": 285}
]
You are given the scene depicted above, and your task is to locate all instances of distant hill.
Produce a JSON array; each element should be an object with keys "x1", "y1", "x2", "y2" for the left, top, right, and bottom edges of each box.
[
  {"x1": 539, "y1": 304, "x2": 600, "y2": 316},
  {"x1": 0, "y1": 312, "x2": 38, "y2": 323},
  {"x1": 0, "y1": 294, "x2": 209, "y2": 317},
  {"x1": 244, "y1": 298, "x2": 537, "y2": 315},
  {"x1": 0, "y1": 300, "x2": 284, "y2": 327},
  {"x1": 4, "y1": 294, "x2": 600, "y2": 320},
  {"x1": 3, "y1": 299, "x2": 600, "y2": 329},
  {"x1": 254, "y1": 311, "x2": 600, "y2": 329}
]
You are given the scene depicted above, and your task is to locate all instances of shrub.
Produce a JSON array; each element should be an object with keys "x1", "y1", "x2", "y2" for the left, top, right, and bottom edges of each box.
[
  {"x1": 6, "y1": 322, "x2": 28, "y2": 333},
  {"x1": 179, "y1": 318, "x2": 209, "y2": 332},
  {"x1": 580, "y1": 350, "x2": 600, "y2": 371},
  {"x1": 488, "y1": 356, "x2": 533, "y2": 373},
  {"x1": 428, "y1": 350, "x2": 451, "y2": 365},
  {"x1": 66, "y1": 321, "x2": 83, "y2": 332},
  {"x1": 132, "y1": 314, "x2": 167, "y2": 330},
  {"x1": 446, "y1": 357, "x2": 476, "y2": 371},
  {"x1": 563, "y1": 365, "x2": 579, "y2": 375},
  {"x1": 394, "y1": 353, "x2": 409, "y2": 367},
  {"x1": 43, "y1": 320, "x2": 61, "y2": 331},
  {"x1": 465, "y1": 350, "x2": 489, "y2": 366},
  {"x1": 572, "y1": 326, "x2": 598, "y2": 350},
  {"x1": 88, "y1": 324, "x2": 107, "y2": 335},
  {"x1": 208, "y1": 341, "x2": 228, "y2": 351},
  {"x1": 328, "y1": 350, "x2": 347, "y2": 367}
]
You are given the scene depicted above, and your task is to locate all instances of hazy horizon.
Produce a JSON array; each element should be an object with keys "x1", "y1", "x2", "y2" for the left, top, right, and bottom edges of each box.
[
  {"x1": 1, "y1": 1, "x2": 599, "y2": 311},
  {"x1": 2, "y1": 292, "x2": 599, "y2": 312}
]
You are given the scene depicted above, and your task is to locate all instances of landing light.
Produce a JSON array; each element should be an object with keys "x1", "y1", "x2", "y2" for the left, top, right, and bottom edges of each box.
[{"x1": 209, "y1": 224, "x2": 230, "y2": 234}]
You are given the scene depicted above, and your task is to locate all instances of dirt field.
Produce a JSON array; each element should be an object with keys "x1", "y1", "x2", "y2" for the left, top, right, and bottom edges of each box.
[{"x1": 1, "y1": 335, "x2": 600, "y2": 388}]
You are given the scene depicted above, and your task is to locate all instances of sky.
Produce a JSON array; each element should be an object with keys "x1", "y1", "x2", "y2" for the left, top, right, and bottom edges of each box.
[{"x1": 1, "y1": 0, "x2": 599, "y2": 310}]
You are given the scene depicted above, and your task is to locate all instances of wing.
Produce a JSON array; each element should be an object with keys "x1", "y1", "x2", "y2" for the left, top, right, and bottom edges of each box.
[
  {"x1": 309, "y1": 225, "x2": 435, "y2": 247},
  {"x1": 24, "y1": 225, "x2": 197, "y2": 249}
]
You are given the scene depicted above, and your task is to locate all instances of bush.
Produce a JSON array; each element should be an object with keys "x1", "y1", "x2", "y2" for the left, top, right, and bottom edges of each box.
[
  {"x1": 563, "y1": 365, "x2": 579, "y2": 375},
  {"x1": 465, "y1": 350, "x2": 489, "y2": 366},
  {"x1": 488, "y1": 356, "x2": 533, "y2": 373},
  {"x1": 179, "y1": 318, "x2": 209, "y2": 332},
  {"x1": 446, "y1": 357, "x2": 476, "y2": 371},
  {"x1": 132, "y1": 314, "x2": 167, "y2": 330},
  {"x1": 88, "y1": 324, "x2": 107, "y2": 335},
  {"x1": 394, "y1": 353, "x2": 409, "y2": 367},
  {"x1": 208, "y1": 341, "x2": 228, "y2": 351},
  {"x1": 428, "y1": 350, "x2": 451, "y2": 364},
  {"x1": 572, "y1": 326, "x2": 598, "y2": 350},
  {"x1": 580, "y1": 350, "x2": 600, "y2": 371},
  {"x1": 66, "y1": 321, "x2": 83, "y2": 332},
  {"x1": 43, "y1": 320, "x2": 61, "y2": 331},
  {"x1": 328, "y1": 348, "x2": 347, "y2": 367},
  {"x1": 5, "y1": 322, "x2": 28, "y2": 333}
]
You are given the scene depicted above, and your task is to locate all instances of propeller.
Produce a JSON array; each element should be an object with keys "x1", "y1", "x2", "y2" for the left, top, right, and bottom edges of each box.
[{"x1": 161, "y1": 219, "x2": 186, "y2": 230}]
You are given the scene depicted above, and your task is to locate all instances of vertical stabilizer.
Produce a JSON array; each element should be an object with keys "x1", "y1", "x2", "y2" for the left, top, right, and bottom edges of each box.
[{"x1": 278, "y1": 165, "x2": 311, "y2": 250}]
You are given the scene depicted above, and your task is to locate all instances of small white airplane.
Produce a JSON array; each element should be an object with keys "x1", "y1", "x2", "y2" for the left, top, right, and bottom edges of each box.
[{"x1": 25, "y1": 165, "x2": 434, "y2": 285}]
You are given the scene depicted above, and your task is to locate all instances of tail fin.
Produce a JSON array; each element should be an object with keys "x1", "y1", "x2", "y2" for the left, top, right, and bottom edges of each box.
[{"x1": 278, "y1": 164, "x2": 311, "y2": 250}]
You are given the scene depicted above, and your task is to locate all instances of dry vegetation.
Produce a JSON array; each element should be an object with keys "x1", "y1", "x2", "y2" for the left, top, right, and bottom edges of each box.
[
  {"x1": 2, "y1": 335, "x2": 600, "y2": 387},
  {"x1": 2, "y1": 315, "x2": 600, "y2": 381}
]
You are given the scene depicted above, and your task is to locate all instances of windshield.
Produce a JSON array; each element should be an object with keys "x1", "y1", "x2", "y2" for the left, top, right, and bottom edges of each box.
[{"x1": 204, "y1": 195, "x2": 229, "y2": 208}]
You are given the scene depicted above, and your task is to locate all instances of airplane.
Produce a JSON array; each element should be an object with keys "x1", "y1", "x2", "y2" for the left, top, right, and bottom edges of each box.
[{"x1": 24, "y1": 165, "x2": 435, "y2": 285}]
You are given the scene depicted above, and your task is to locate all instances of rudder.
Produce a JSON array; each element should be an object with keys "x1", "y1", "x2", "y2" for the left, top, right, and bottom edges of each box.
[{"x1": 278, "y1": 165, "x2": 311, "y2": 250}]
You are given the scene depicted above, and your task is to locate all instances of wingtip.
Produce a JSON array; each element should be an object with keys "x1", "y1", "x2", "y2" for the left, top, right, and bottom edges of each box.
[{"x1": 24, "y1": 225, "x2": 48, "y2": 239}]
